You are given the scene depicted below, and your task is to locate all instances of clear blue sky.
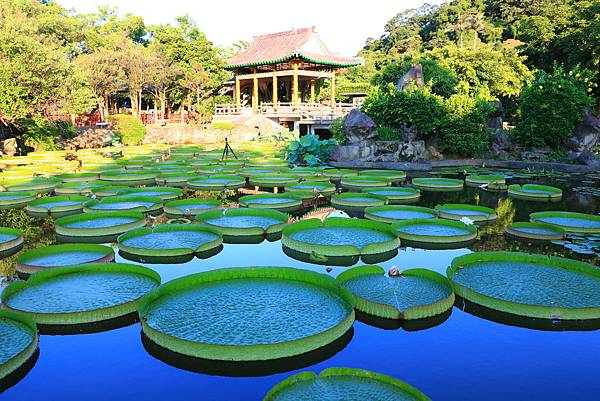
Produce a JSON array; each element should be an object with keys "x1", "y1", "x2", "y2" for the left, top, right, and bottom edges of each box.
[{"x1": 57, "y1": 0, "x2": 440, "y2": 56}]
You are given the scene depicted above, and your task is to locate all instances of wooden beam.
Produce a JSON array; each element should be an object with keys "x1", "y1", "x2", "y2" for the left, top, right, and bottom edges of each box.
[
  {"x1": 330, "y1": 71, "x2": 336, "y2": 107},
  {"x1": 272, "y1": 68, "x2": 278, "y2": 104},
  {"x1": 252, "y1": 73, "x2": 259, "y2": 114},
  {"x1": 236, "y1": 69, "x2": 334, "y2": 80},
  {"x1": 234, "y1": 76, "x2": 241, "y2": 107},
  {"x1": 310, "y1": 80, "x2": 316, "y2": 103},
  {"x1": 292, "y1": 63, "x2": 299, "y2": 105}
]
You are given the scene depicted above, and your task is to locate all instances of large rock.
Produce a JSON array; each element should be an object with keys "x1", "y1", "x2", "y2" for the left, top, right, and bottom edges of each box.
[
  {"x1": 396, "y1": 64, "x2": 425, "y2": 92},
  {"x1": 343, "y1": 109, "x2": 378, "y2": 144},
  {"x1": 491, "y1": 130, "x2": 511, "y2": 150},
  {"x1": 331, "y1": 140, "x2": 427, "y2": 163},
  {"x1": 1, "y1": 138, "x2": 17, "y2": 156},
  {"x1": 62, "y1": 128, "x2": 113, "y2": 150},
  {"x1": 570, "y1": 108, "x2": 600, "y2": 151}
]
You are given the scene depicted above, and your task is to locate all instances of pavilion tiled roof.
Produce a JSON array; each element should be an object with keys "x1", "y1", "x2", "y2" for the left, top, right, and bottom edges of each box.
[{"x1": 227, "y1": 27, "x2": 360, "y2": 69}]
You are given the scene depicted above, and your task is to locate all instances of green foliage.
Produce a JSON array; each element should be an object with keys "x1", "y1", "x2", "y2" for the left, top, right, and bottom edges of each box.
[
  {"x1": 374, "y1": 57, "x2": 458, "y2": 98},
  {"x1": 363, "y1": 87, "x2": 495, "y2": 156},
  {"x1": 440, "y1": 94, "x2": 495, "y2": 156},
  {"x1": 514, "y1": 70, "x2": 594, "y2": 147},
  {"x1": 377, "y1": 126, "x2": 404, "y2": 141},
  {"x1": 363, "y1": 88, "x2": 447, "y2": 139},
  {"x1": 329, "y1": 117, "x2": 345, "y2": 143},
  {"x1": 108, "y1": 114, "x2": 147, "y2": 145},
  {"x1": 211, "y1": 121, "x2": 235, "y2": 131},
  {"x1": 15, "y1": 118, "x2": 76, "y2": 151},
  {"x1": 286, "y1": 135, "x2": 337, "y2": 167}
]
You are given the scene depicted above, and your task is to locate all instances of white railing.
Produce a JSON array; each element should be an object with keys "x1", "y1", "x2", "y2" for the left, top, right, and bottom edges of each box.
[{"x1": 215, "y1": 102, "x2": 354, "y2": 122}]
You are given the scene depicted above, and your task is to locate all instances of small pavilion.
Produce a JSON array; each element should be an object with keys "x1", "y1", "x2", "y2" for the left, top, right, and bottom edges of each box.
[{"x1": 215, "y1": 27, "x2": 361, "y2": 133}]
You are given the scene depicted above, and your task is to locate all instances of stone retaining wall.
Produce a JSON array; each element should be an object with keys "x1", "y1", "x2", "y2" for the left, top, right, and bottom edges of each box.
[{"x1": 143, "y1": 125, "x2": 256, "y2": 145}]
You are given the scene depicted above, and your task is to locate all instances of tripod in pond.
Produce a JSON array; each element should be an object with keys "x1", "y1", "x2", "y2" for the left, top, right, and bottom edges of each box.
[{"x1": 221, "y1": 137, "x2": 238, "y2": 160}]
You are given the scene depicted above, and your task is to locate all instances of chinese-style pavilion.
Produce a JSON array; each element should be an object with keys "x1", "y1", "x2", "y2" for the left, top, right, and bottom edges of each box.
[{"x1": 215, "y1": 27, "x2": 361, "y2": 132}]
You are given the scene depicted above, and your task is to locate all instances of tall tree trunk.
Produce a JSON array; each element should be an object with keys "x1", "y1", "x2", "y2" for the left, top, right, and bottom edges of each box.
[
  {"x1": 138, "y1": 90, "x2": 143, "y2": 118},
  {"x1": 130, "y1": 93, "x2": 138, "y2": 118}
]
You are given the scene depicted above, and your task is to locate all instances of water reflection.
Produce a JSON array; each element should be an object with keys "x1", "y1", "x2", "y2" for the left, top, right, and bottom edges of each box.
[
  {"x1": 355, "y1": 310, "x2": 452, "y2": 331},
  {"x1": 141, "y1": 328, "x2": 354, "y2": 377},
  {"x1": 37, "y1": 312, "x2": 139, "y2": 336},
  {"x1": 455, "y1": 297, "x2": 600, "y2": 332},
  {"x1": 0, "y1": 349, "x2": 39, "y2": 394}
]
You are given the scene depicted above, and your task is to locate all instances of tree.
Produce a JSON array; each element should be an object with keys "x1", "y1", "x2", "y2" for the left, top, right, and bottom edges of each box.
[
  {"x1": 146, "y1": 45, "x2": 181, "y2": 120},
  {"x1": 180, "y1": 63, "x2": 211, "y2": 115},
  {"x1": 75, "y1": 48, "x2": 121, "y2": 120},
  {"x1": 0, "y1": 0, "x2": 74, "y2": 124},
  {"x1": 117, "y1": 40, "x2": 154, "y2": 118}
]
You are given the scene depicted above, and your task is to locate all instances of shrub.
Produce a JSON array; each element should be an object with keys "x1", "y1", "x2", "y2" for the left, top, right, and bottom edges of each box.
[
  {"x1": 286, "y1": 134, "x2": 337, "y2": 167},
  {"x1": 377, "y1": 126, "x2": 404, "y2": 141},
  {"x1": 513, "y1": 70, "x2": 594, "y2": 148},
  {"x1": 362, "y1": 87, "x2": 446, "y2": 140},
  {"x1": 108, "y1": 114, "x2": 146, "y2": 145},
  {"x1": 211, "y1": 121, "x2": 236, "y2": 131},
  {"x1": 329, "y1": 117, "x2": 345, "y2": 143},
  {"x1": 440, "y1": 95, "x2": 495, "y2": 156},
  {"x1": 15, "y1": 118, "x2": 76, "y2": 151}
]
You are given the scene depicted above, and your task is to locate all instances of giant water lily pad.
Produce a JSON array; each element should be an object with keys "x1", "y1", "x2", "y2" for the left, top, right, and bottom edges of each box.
[
  {"x1": 391, "y1": 219, "x2": 477, "y2": 247},
  {"x1": 15, "y1": 243, "x2": 115, "y2": 277},
  {"x1": 530, "y1": 211, "x2": 600, "y2": 233},
  {"x1": 340, "y1": 175, "x2": 391, "y2": 190},
  {"x1": 411, "y1": 178, "x2": 463, "y2": 191},
  {"x1": 465, "y1": 175, "x2": 506, "y2": 187},
  {"x1": 361, "y1": 187, "x2": 420, "y2": 204},
  {"x1": 117, "y1": 186, "x2": 183, "y2": 200},
  {"x1": 138, "y1": 267, "x2": 355, "y2": 361},
  {"x1": 99, "y1": 170, "x2": 157, "y2": 186},
  {"x1": 435, "y1": 203, "x2": 497, "y2": 223},
  {"x1": 0, "y1": 310, "x2": 38, "y2": 381},
  {"x1": 508, "y1": 184, "x2": 562, "y2": 201},
  {"x1": 187, "y1": 175, "x2": 245, "y2": 191},
  {"x1": 4, "y1": 177, "x2": 59, "y2": 194},
  {"x1": 505, "y1": 222, "x2": 565, "y2": 241},
  {"x1": 25, "y1": 195, "x2": 89, "y2": 218},
  {"x1": 0, "y1": 191, "x2": 37, "y2": 209},
  {"x1": 330, "y1": 193, "x2": 388, "y2": 212},
  {"x1": 197, "y1": 208, "x2": 288, "y2": 238},
  {"x1": 2, "y1": 263, "x2": 160, "y2": 325},
  {"x1": 83, "y1": 195, "x2": 163, "y2": 215},
  {"x1": 54, "y1": 211, "x2": 147, "y2": 239},
  {"x1": 263, "y1": 368, "x2": 431, "y2": 401},
  {"x1": 249, "y1": 174, "x2": 299, "y2": 189},
  {"x1": 282, "y1": 217, "x2": 399, "y2": 263},
  {"x1": 337, "y1": 265, "x2": 454, "y2": 320},
  {"x1": 117, "y1": 224, "x2": 222, "y2": 258},
  {"x1": 54, "y1": 181, "x2": 110, "y2": 196},
  {"x1": 284, "y1": 181, "x2": 336, "y2": 196},
  {"x1": 358, "y1": 169, "x2": 407, "y2": 183},
  {"x1": 0, "y1": 227, "x2": 24, "y2": 259},
  {"x1": 448, "y1": 252, "x2": 600, "y2": 320},
  {"x1": 239, "y1": 194, "x2": 304, "y2": 213},
  {"x1": 364, "y1": 206, "x2": 437, "y2": 224},
  {"x1": 163, "y1": 198, "x2": 222, "y2": 219}
]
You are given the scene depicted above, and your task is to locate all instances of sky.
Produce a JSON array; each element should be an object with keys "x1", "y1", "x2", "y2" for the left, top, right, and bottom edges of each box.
[{"x1": 56, "y1": 0, "x2": 439, "y2": 56}]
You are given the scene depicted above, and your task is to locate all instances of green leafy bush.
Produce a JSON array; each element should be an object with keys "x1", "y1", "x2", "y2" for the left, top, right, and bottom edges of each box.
[
  {"x1": 440, "y1": 95, "x2": 495, "y2": 156},
  {"x1": 514, "y1": 70, "x2": 594, "y2": 147},
  {"x1": 377, "y1": 126, "x2": 404, "y2": 141},
  {"x1": 329, "y1": 117, "x2": 345, "y2": 143},
  {"x1": 286, "y1": 134, "x2": 337, "y2": 167},
  {"x1": 211, "y1": 121, "x2": 236, "y2": 131},
  {"x1": 108, "y1": 114, "x2": 146, "y2": 145},
  {"x1": 15, "y1": 118, "x2": 76, "y2": 151},
  {"x1": 362, "y1": 87, "x2": 447, "y2": 139}
]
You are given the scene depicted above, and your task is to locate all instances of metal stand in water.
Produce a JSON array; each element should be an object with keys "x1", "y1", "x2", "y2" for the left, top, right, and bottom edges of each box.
[{"x1": 221, "y1": 138, "x2": 238, "y2": 160}]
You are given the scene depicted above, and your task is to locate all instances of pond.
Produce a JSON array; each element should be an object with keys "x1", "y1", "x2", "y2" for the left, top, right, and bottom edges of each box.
[{"x1": 1, "y1": 167, "x2": 599, "y2": 401}]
